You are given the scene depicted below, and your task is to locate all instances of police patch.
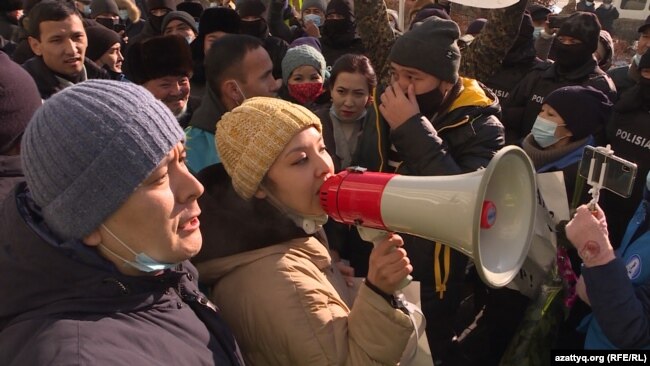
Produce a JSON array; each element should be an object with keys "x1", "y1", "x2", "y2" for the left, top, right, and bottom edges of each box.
[{"x1": 626, "y1": 255, "x2": 642, "y2": 280}]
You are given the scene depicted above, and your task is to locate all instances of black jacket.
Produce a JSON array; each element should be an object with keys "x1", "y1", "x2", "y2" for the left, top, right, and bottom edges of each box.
[
  {"x1": 0, "y1": 183, "x2": 244, "y2": 366},
  {"x1": 603, "y1": 85, "x2": 650, "y2": 245},
  {"x1": 484, "y1": 38, "x2": 547, "y2": 104},
  {"x1": 22, "y1": 56, "x2": 109, "y2": 99},
  {"x1": 502, "y1": 58, "x2": 616, "y2": 144}
]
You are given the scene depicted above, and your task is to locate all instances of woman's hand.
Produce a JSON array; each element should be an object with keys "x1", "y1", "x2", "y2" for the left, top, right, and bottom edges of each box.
[
  {"x1": 367, "y1": 233, "x2": 412, "y2": 294},
  {"x1": 565, "y1": 204, "x2": 615, "y2": 267}
]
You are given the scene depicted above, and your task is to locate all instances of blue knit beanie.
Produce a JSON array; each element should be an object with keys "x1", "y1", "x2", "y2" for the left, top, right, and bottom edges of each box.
[
  {"x1": 21, "y1": 80, "x2": 184, "y2": 240},
  {"x1": 281, "y1": 44, "x2": 327, "y2": 85}
]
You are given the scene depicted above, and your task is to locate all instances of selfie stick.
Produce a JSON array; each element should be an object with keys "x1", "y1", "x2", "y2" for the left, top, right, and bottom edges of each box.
[{"x1": 586, "y1": 145, "x2": 615, "y2": 211}]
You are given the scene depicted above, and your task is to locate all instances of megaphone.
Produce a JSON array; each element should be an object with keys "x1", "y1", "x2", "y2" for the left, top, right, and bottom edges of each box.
[{"x1": 319, "y1": 146, "x2": 537, "y2": 288}]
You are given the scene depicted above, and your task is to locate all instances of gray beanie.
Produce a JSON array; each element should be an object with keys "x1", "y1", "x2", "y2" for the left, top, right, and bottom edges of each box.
[
  {"x1": 281, "y1": 44, "x2": 327, "y2": 85},
  {"x1": 162, "y1": 10, "x2": 199, "y2": 35},
  {"x1": 389, "y1": 16, "x2": 461, "y2": 83},
  {"x1": 302, "y1": 0, "x2": 326, "y2": 13},
  {"x1": 21, "y1": 80, "x2": 184, "y2": 240}
]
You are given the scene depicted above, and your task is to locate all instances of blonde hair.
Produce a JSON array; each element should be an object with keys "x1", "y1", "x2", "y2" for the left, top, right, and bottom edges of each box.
[{"x1": 115, "y1": 0, "x2": 141, "y2": 22}]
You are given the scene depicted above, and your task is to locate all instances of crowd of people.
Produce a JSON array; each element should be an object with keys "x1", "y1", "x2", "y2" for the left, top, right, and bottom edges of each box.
[{"x1": 0, "y1": 0, "x2": 649, "y2": 365}]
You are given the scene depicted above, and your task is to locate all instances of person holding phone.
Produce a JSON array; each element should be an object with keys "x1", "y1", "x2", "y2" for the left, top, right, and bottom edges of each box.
[{"x1": 564, "y1": 171, "x2": 650, "y2": 349}]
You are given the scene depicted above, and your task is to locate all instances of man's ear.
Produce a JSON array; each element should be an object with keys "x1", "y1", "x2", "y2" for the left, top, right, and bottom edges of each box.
[
  {"x1": 222, "y1": 79, "x2": 243, "y2": 103},
  {"x1": 82, "y1": 228, "x2": 102, "y2": 247},
  {"x1": 28, "y1": 35, "x2": 42, "y2": 56}
]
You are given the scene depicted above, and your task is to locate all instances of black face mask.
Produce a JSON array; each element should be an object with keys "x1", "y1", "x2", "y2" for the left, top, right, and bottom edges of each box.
[
  {"x1": 96, "y1": 17, "x2": 118, "y2": 30},
  {"x1": 240, "y1": 18, "x2": 268, "y2": 39},
  {"x1": 149, "y1": 14, "x2": 165, "y2": 32},
  {"x1": 554, "y1": 42, "x2": 593, "y2": 71},
  {"x1": 322, "y1": 18, "x2": 355, "y2": 39},
  {"x1": 639, "y1": 77, "x2": 650, "y2": 110},
  {"x1": 416, "y1": 87, "x2": 445, "y2": 118}
]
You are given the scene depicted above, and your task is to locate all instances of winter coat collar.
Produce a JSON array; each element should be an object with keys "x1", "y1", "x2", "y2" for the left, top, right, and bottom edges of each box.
[
  {"x1": 433, "y1": 77, "x2": 501, "y2": 132},
  {"x1": 0, "y1": 183, "x2": 198, "y2": 329},
  {"x1": 22, "y1": 56, "x2": 108, "y2": 99},
  {"x1": 543, "y1": 58, "x2": 604, "y2": 81},
  {"x1": 196, "y1": 236, "x2": 332, "y2": 284},
  {"x1": 188, "y1": 85, "x2": 228, "y2": 133},
  {"x1": 192, "y1": 163, "x2": 310, "y2": 265}
]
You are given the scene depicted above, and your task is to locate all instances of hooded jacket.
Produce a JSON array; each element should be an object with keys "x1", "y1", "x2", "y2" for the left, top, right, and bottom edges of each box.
[
  {"x1": 0, "y1": 183, "x2": 244, "y2": 366},
  {"x1": 185, "y1": 86, "x2": 228, "y2": 174},
  {"x1": 193, "y1": 164, "x2": 414, "y2": 366}
]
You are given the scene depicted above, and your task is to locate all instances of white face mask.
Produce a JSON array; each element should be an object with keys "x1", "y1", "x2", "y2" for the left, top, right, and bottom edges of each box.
[
  {"x1": 118, "y1": 9, "x2": 129, "y2": 20},
  {"x1": 303, "y1": 13, "x2": 322, "y2": 27},
  {"x1": 531, "y1": 115, "x2": 567, "y2": 148},
  {"x1": 585, "y1": 1, "x2": 594, "y2": 6},
  {"x1": 100, "y1": 224, "x2": 177, "y2": 273}
]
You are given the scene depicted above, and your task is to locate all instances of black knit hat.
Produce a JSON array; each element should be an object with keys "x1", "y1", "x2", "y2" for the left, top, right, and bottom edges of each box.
[
  {"x1": 0, "y1": 0, "x2": 22, "y2": 12},
  {"x1": 557, "y1": 12, "x2": 601, "y2": 53},
  {"x1": 147, "y1": 0, "x2": 176, "y2": 11},
  {"x1": 237, "y1": 0, "x2": 265, "y2": 18},
  {"x1": 390, "y1": 16, "x2": 461, "y2": 83},
  {"x1": 527, "y1": 4, "x2": 551, "y2": 22},
  {"x1": 162, "y1": 10, "x2": 198, "y2": 34},
  {"x1": 176, "y1": 0, "x2": 203, "y2": 20},
  {"x1": 326, "y1": 0, "x2": 353, "y2": 20},
  {"x1": 90, "y1": 0, "x2": 119, "y2": 17},
  {"x1": 85, "y1": 24, "x2": 121, "y2": 61},
  {"x1": 125, "y1": 35, "x2": 193, "y2": 84},
  {"x1": 639, "y1": 15, "x2": 650, "y2": 33},
  {"x1": 0, "y1": 52, "x2": 41, "y2": 153},
  {"x1": 198, "y1": 6, "x2": 240, "y2": 37},
  {"x1": 411, "y1": 6, "x2": 450, "y2": 27},
  {"x1": 543, "y1": 86, "x2": 612, "y2": 141}
]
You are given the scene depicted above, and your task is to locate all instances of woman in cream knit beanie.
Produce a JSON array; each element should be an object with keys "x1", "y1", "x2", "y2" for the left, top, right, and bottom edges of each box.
[{"x1": 195, "y1": 96, "x2": 415, "y2": 366}]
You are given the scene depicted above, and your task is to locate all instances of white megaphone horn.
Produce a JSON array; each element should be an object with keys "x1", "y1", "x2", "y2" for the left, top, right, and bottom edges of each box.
[{"x1": 319, "y1": 146, "x2": 537, "y2": 288}]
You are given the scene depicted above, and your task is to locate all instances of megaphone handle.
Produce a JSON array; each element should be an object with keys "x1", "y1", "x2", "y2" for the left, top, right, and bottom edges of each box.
[{"x1": 356, "y1": 226, "x2": 413, "y2": 290}]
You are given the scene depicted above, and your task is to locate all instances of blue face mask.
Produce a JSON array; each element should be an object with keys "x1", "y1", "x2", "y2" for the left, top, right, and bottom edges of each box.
[
  {"x1": 118, "y1": 9, "x2": 129, "y2": 20},
  {"x1": 100, "y1": 224, "x2": 177, "y2": 273},
  {"x1": 82, "y1": 4, "x2": 92, "y2": 16},
  {"x1": 533, "y1": 27, "x2": 543, "y2": 39},
  {"x1": 303, "y1": 14, "x2": 322, "y2": 27},
  {"x1": 531, "y1": 115, "x2": 566, "y2": 148}
]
